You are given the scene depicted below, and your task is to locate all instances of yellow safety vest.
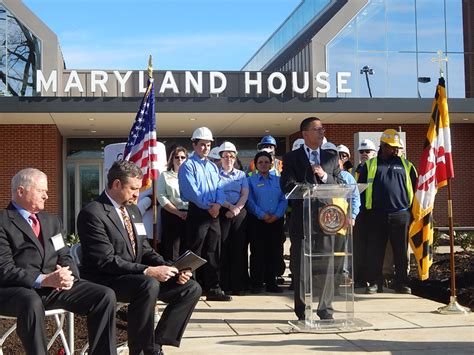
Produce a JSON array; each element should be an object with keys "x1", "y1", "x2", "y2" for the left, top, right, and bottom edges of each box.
[{"x1": 364, "y1": 157, "x2": 414, "y2": 210}]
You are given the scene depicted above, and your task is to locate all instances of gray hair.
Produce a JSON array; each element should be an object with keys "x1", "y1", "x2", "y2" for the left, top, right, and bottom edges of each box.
[{"x1": 11, "y1": 168, "x2": 47, "y2": 197}]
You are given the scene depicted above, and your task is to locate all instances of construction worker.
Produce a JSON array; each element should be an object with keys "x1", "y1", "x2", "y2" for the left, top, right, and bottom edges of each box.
[
  {"x1": 337, "y1": 144, "x2": 353, "y2": 172},
  {"x1": 357, "y1": 129, "x2": 417, "y2": 295},
  {"x1": 352, "y1": 138, "x2": 378, "y2": 288},
  {"x1": 248, "y1": 135, "x2": 283, "y2": 176},
  {"x1": 178, "y1": 127, "x2": 232, "y2": 301}
]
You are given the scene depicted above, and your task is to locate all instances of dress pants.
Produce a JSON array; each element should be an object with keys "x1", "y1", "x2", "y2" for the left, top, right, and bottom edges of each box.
[
  {"x1": 353, "y1": 209, "x2": 370, "y2": 284},
  {"x1": 185, "y1": 202, "x2": 221, "y2": 291},
  {"x1": 219, "y1": 207, "x2": 248, "y2": 293},
  {"x1": 101, "y1": 274, "x2": 201, "y2": 355},
  {"x1": 249, "y1": 215, "x2": 284, "y2": 287},
  {"x1": 0, "y1": 280, "x2": 117, "y2": 355},
  {"x1": 365, "y1": 209, "x2": 411, "y2": 286},
  {"x1": 160, "y1": 208, "x2": 187, "y2": 261}
]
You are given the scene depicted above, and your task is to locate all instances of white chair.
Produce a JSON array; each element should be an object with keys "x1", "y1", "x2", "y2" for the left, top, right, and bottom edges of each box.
[
  {"x1": 70, "y1": 243, "x2": 129, "y2": 354},
  {"x1": 0, "y1": 308, "x2": 72, "y2": 355}
]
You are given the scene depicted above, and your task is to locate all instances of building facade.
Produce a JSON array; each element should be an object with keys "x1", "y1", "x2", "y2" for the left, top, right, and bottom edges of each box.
[{"x1": 1, "y1": 0, "x2": 473, "y2": 232}]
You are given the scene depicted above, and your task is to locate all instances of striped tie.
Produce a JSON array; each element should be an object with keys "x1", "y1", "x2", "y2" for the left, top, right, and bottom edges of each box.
[{"x1": 119, "y1": 206, "x2": 136, "y2": 256}]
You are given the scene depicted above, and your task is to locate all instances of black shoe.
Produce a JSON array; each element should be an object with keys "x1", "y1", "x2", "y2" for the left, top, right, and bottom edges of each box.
[
  {"x1": 276, "y1": 276, "x2": 285, "y2": 285},
  {"x1": 317, "y1": 310, "x2": 334, "y2": 320},
  {"x1": 393, "y1": 284, "x2": 412, "y2": 294},
  {"x1": 266, "y1": 284, "x2": 283, "y2": 293},
  {"x1": 365, "y1": 283, "x2": 378, "y2": 294},
  {"x1": 206, "y1": 288, "x2": 232, "y2": 301}
]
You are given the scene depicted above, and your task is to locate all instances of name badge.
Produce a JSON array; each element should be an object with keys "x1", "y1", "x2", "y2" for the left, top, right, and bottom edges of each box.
[
  {"x1": 134, "y1": 223, "x2": 147, "y2": 236},
  {"x1": 51, "y1": 234, "x2": 66, "y2": 251},
  {"x1": 257, "y1": 183, "x2": 265, "y2": 187}
]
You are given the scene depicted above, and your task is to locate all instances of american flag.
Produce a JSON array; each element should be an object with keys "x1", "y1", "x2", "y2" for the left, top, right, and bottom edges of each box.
[{"x1": 124, "y1": 79, "x2": 158, "y2": 188}]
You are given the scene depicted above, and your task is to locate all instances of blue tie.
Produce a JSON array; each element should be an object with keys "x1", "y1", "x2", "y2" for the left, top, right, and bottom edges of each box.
[{"x1": 311, "y1": 150, "x2": 319, "y2": 165}]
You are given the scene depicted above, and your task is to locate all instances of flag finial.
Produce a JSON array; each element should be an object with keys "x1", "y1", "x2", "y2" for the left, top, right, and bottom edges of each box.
[
  {"x1": 148, "y1": 55, "x2": 153, "y2": 79},
  {"x1": 431, "y1": 50, "x2": 448, "y2": 78}
]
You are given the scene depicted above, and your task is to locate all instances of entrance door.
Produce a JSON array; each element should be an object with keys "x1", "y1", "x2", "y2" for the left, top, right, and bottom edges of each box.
[{"x1": 66, "y1": 161, "x2": 103, "y2": 234}]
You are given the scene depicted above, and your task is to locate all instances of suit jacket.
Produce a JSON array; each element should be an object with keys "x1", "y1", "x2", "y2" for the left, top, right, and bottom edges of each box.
[
  {"x1": 280, "y1": 146, "x2": 343, "y2": 239},
  {"x1": 77, "y1": 192, "x2": 168, "y2": 283},
  {"x1": 0, "y1": 203, "x2": 78, "y2": 288}
]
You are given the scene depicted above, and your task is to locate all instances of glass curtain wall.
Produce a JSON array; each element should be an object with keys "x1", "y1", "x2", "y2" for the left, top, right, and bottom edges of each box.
[
  {"x1": 326, "y1": 0, "x2": 466, "y2": 98},
  {"x1": 0, "y1": 3, "x2": 41, "y2": 96}
]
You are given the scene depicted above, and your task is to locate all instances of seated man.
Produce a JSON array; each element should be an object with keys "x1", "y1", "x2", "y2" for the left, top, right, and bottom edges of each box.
[
  {"x1": 0, "y1": 168, "x2": 117, "y2": 355},
  {"x1": 77, "y1": 160, "x2": 201, "y2": 355}
]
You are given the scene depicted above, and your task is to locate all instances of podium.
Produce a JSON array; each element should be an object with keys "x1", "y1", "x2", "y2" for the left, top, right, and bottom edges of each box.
[{"x1": 286, "y1": 183, "x2": 367, "y2": 331}]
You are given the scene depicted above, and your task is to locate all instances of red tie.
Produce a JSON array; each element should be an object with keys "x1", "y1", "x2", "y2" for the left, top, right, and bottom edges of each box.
[{"x1": 29, "y1": 214, "x2": 43, "y2": 245}]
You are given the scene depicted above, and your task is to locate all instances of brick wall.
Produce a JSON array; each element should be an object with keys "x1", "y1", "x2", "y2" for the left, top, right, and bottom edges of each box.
[
  {"x1": 0, "y1": 125, "x2": 63, "y2": 215},
  {"x1": 290, "y1": 123, "x2": 474, "y2": 227}
]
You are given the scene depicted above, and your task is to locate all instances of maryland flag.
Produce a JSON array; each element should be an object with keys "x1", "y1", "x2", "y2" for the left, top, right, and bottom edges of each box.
[{"x1": 409, "y1": 77, "x2": 454, "y2": 280}]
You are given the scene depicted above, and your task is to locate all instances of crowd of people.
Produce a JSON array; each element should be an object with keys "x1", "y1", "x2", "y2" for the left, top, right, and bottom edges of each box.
[{"x1": 0, "y1": 116, "x2": 417, "y2": 354}]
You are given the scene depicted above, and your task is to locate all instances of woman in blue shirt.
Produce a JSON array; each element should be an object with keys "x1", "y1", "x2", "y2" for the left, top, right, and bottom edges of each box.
[
  {"x1": 247, "y1": 151, "x2": 288, "y2": 293},
  {"x1": 218, "y1": 142, "x2": 249, "y2": 296}
]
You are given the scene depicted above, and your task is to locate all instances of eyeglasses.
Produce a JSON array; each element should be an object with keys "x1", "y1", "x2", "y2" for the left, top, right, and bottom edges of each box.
[
  {"x1": 359, "y1": 150, "x2": 373, "y2": 154},
  {"x1": 306, "y1": 127, "x2": 325, "y2": 133},
  {"x1": 174, "y1": 156, "x2": 186, "y2": 160},
  {"x1": 221, "y1": 155, "x2": 236, "y2": 160}
]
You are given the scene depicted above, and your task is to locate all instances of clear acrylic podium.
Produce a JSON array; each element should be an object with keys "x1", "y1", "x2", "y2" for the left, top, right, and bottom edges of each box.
[{"x1": 286, "y1": 183, "x2": 367, "y2": 331}]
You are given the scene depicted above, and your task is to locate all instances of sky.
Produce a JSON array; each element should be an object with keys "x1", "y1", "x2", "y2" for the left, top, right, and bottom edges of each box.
[{"x1": 23, "y1": 0, "x2": 301, "y2": 71}]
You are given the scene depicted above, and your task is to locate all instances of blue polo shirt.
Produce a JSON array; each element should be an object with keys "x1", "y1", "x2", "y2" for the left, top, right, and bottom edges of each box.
[
  {"x1": 219, "y1": 168, "x2": 248, "y2": 205},
  {"x1": 178, "y1": 154, "x2": 226, "y2": 210},
  {"x1": 246, "y1": 173, "x2": 288, "y2": 219}
]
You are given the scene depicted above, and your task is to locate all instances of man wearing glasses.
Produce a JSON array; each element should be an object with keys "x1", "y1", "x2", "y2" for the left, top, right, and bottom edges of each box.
[{"x1": 280, "y1": 116, "x2": 343, "y2": 321}]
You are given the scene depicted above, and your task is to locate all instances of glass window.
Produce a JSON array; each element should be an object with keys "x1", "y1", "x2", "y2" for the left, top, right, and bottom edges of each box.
[
  {"x1": 417, "y1": 52, "x2": 441, "y2": 98},
  {"x1": 445, "y1": 53, "x2": 465, "y2": 98},
  {"x1": 357, "y1": 52, "x2": 387, "y2": 97},
  {"x1": 445, "y1": 0, "x2": 464, "y2": 52},
  {"x1": 386, "y1": 52, "x2": 417, "y2": 97},
  {"x1": 416, "y1": 0, "x2": 446, "y2": 53},
  {"x1": 0, "y1": 5, "x2": 41, "y2": 96},
  {"x1": 356, "y1": 0, "x2": 386, "y2": 52},
  {"x1": 386, "y1": 0, "x2": 416, "y2": 51}
]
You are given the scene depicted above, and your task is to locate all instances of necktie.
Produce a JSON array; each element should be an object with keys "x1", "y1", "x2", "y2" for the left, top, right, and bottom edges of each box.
[
  {"x1": 311, "y1": 150, "x2": 319, "y2": 165},
  {"x1": 119, "y1": 206, "x2": 136, "y2": 256},
  {"x1": 29, "y1": 214, "x2": 43, "y2": 245}
]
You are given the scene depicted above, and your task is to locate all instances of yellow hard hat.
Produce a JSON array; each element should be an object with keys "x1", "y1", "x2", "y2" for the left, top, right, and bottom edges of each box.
[{"x1": 380, "y1": 129, "x2": 403, "y2": 148}]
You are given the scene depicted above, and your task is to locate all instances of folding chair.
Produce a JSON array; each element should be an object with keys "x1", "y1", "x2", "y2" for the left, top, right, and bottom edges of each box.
[{"x1": 0, "y1": 308, "x2": 72, "y2": 355}]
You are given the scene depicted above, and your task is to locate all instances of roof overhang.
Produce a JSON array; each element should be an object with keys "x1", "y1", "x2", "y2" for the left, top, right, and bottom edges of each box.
[{"x1": 1, "y1": 96, "x2": 472, "y2": 137}]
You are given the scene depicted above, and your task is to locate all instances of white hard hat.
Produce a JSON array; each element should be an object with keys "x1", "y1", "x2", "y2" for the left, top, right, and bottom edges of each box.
[
  {"x1": 218, "y1": 141, "x2": 238, "y2": 155},
  {"x1": 292, "y1": 138, "x2": 305, "y2": 151},
  {"x1": 358, "y1": 139, "x2": 376, "y2": 151},
  {"x1": 321, "y1": 142, "x2": 337, "y2": 152},
  {"x1": 191, "y1": 126, "x2": 214, "y2": 141},
  {"x1": 337, "y1": 144, "x2": 350, "y2": 158},
  {"x1": 208, "y1": 147, "x2": 221, "y2": 160}
]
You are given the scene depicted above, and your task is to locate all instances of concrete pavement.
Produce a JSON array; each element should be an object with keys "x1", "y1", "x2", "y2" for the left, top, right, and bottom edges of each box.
[{"x1": 162, "y1": 287, "x2": 474, "y2": 355}]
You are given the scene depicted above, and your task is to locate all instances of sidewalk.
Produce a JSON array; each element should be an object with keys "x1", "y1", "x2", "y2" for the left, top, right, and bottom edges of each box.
[{"x1": 163, "y1": 288, "x2": 474, "y2": 355}]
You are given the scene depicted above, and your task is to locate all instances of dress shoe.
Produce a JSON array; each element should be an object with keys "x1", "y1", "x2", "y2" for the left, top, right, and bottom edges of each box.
[
  {"x1": 266, "y1": 284, "x2": 283, "y2": 293},
  {"x1": 206, "y1": 288, "x2": 232, "y2": 301},
  {"x1": 317, "y1": 310, "x2": 334, "y2": 320},
  {"x1": 393, "y1": 284, "x2": 412, "y2": 294},
  {"x1": 365, "y1": 283, "x2": 378, "y2": 294}
]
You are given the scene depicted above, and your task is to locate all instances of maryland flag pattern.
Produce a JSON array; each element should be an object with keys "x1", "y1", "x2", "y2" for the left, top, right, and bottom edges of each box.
[{"x1": 409, "y1": 77, "x2": 454, "y2": 280}]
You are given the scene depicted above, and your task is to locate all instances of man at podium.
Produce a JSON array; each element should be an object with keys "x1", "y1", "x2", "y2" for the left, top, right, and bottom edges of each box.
[{"x1": 280, "y1": 117, "x2": 343, "y2": 321}]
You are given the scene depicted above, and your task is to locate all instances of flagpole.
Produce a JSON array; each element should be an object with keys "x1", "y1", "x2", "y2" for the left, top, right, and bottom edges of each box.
[
  {"x1": 148, "y1": 55, "x2": 159, "y2": 252},
  {"x1": 432, "y1": 51, "x2": 470, "y2": 314}
]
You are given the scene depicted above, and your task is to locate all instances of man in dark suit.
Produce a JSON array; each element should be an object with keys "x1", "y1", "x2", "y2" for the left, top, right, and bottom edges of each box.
[
  {"x1": 0, "y1": 168, "x2": 117, "y2": 355},
  {"x1": 280, "y1": 117, "x2": 343, "y2": 321},
  {"x1": 77, "y1": 160, "x2": 201, "y2": 355}
]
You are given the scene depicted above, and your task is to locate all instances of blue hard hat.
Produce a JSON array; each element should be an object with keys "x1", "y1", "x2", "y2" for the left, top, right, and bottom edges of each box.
[{"x1": 257, "y1": 135, "x2": 277, "y2": 149}]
